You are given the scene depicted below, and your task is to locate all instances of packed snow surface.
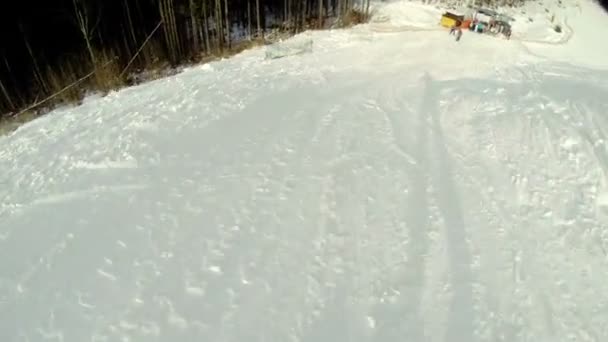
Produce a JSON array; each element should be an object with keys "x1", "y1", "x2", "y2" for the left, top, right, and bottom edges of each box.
[{"x1": 2, "y1": 0, "x2": 608, "y2": 341}]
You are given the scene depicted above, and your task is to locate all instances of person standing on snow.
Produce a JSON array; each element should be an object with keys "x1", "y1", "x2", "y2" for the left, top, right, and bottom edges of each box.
[
  {"x1": 455, "y1": 28, "x2": 463, "y2": 41},
  {"x1": 449, "y1": 23, "x2": 457, "y2": 35}
]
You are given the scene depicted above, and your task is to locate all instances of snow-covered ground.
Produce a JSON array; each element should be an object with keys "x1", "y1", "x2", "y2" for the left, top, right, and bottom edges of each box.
[{"x1": 2, "y1": 0, "x2": 608, "y2": 341}]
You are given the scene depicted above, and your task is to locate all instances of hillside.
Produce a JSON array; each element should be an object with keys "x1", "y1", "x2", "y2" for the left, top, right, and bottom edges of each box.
[{"x1": 1, "y1": 0, "x2": 608, "y2": 341}]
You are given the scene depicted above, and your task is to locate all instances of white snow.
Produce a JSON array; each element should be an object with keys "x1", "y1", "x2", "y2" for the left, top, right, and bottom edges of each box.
[{"x1": 2, "y1": 0, "x2": 608, "y2": 341}]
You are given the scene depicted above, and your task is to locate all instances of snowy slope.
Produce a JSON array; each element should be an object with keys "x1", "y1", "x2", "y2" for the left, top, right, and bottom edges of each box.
[{"x1": 2, "y1": 1, "x2": 608, "y2": 341}]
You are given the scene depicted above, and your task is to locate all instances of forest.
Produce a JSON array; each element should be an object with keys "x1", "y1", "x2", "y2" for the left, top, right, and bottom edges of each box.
[
  {"x1": 0, "y1": 0, "x2": 607, "y2": 121},
  {"x1": 0, "y1": 0, "x2": 371, "y2": 120}
]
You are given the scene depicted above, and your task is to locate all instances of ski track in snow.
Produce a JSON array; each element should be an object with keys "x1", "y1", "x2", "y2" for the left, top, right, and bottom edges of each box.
[{"x1": 2, "y1": 1, "x2": 608, "y2": 341}]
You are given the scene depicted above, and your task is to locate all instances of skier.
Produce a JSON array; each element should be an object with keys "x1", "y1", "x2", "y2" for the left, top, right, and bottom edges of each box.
[
  {"x1": 455, "y1": 28, "x2": 463, "y2": 41},
  {"x1": 449, "y1": 23, "x2": 458, "y2": 35}
]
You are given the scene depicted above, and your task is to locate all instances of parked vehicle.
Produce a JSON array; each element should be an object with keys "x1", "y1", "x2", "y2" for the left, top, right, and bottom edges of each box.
[{"x1": 440, "y1": 7, "x2": 513, "y2": 40}]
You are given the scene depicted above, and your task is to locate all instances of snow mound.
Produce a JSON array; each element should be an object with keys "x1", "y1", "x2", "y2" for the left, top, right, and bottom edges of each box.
[
  {"x1": 370, "y1": 1, "x2": 443, "y2": 30},
  {"x1": 265, "y1": 36, "x2": 313, "y2": 59},
  {"x1": 377, "y1": 1, "x2": 442, "y2": 26},
  {"x1": 598, "y1": 192, "x2": 608, "y2": 209}
]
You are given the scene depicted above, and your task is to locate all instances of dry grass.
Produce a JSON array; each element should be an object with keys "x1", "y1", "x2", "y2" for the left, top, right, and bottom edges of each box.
[
  {"x1": 0, "y1": 12, "x2": 368, "y2": 136},
  {"x1": 45, "y1": 65, "x2": 82, "y2": 105},
  {"x1": 233, "y1": 38, "x2": 266, "y2": 53},
  {"x1": 0, "y1": 48, "x2": 127, "y2": 136},
  {"x1": 0, "y1": 34, "x2": 282, "y2": 136},
  {"x1": 0, "y1": 109, "x2": 40, "y2": 136},
  {"x1": 193, "y1": 37, "x2": 267, "y2": 65},
  {"x1": 92, "y1": 53, "x2": 124, "y2": 93},
  {"x1": 341, "y1": 8, "x2": 372, "y2": 27}
]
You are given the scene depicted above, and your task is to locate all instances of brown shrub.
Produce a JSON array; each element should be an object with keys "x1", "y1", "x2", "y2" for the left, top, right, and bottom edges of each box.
[
  {"x1": 341, "y1": 8, "x2": 371, "y2": 27},
  {"x1": 91, "y1": 50, "x2": 124, "y2": 93},
  {"x1": 45, "y1": 65, "x2": 82, "y2": 105}
]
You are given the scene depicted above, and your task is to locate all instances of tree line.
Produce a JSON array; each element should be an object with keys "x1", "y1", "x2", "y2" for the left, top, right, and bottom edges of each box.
[{"x1": 0, "y1": 0, "x2": 371, "y2": 120}]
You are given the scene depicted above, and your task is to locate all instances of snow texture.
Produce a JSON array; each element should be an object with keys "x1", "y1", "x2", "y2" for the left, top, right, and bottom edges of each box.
[
  {"x1": 1, "y1": 0, "x2": 608, "y2": 341},
  {"x1": 265, "y1": 37, "x2": 314, "y2": 59}
]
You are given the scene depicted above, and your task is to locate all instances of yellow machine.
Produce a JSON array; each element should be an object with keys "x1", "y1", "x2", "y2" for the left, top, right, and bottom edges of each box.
[{"x1": 440, "y1": 12, "x2": 464, "y2": 28}]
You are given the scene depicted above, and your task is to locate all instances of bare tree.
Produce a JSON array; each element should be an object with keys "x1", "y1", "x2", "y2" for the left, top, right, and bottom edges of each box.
[
  {"x1": 247, "y1": 0, "x2": 252, "y2": 40},
  {"x1": 1, "y1": 0, "x2": 370, "y2": 119},
  {"x1": 19, "y1": 23, "x2": 48, "y2": 94},
  {"x1": 215, "y1": 0, "x2": 224, "y2": 50},
  {"x1": 2, "y1": 56, "x2": 23, "y2": 107},
  {"x1": 318, "y1": 0, "x2": 324, "y2": 28},
  {"x1": 72, "y1": 0, "x2": 101, "y2": 67},
  {"x1": 123, "y1": 0, "x2": 139, "y2": 58},
  {"x1": 201, "y1": 0, "x2": 211, "y2": 54},
  {"x1": 159, "y1": 0, "x2": 181, "y2": 63},
  {"x1": 190, "y1": 0, "x2": 201, "y2": 52},
  {"x1": 224, "y1": 0, "x2": 231, "y2": 48},
  {"x1": 256, "y1": 0, "x2": 263, "y2": 39},
  {"x1": 0, "y1": 78, "x2": 15, "y2": 111}
]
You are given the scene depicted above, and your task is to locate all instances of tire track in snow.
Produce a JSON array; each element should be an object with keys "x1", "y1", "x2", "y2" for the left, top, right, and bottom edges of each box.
[
  {"x1": 425, "y1": 73, "x2": 476, "y2": 342},
  {"x1": 338, "y1": 74, "x2": 429, "y2": 342},
  {"x1": 200, "y1": 103, "x2": 327, "y2": 342},
  {"x1": 300, "y1": 91, "x2": 411, "y2": 342},
  {"x1": 376, "y1": 101, "x2": 418, "y2": 167},
  {"x1": 299, "y1": 94, "x2": 404, "y2": 342},
  {"x1": 214, "y1": 104, "x2": 330, "y2": 340},
  {"x1": 388, "y1": 75, "x2": 430, "y2": 342},
  {"x1": 570, "y1": 103, "x2": 608, "y2": 178},
  {"x1": 90, "y1": 86, "x2": 326, "y2": 341},
  {"x1": 302, "y1": 79, "x2": 432, "y2": 341},
  {"x1": 297, "y1": 100, "x2": 367, "y2": 341},
  {"x1": 468, "y1": 68, "x2": 608, "y2": 340},
  {"x1": 518, "y1": 17, "x2": 574, "y2": 46},
  {"x1": 473, "y1": 72, "x2": 560, "y2": 340},
  {"x1": 368, "y1": 24, "x2": 442, "y2": 33},
  {"x1": 432, "y1": 84, "x2": 518, "y2": 341},
  {"x1": 215, "y1": 89, "x2": 368, "y2": 341}
]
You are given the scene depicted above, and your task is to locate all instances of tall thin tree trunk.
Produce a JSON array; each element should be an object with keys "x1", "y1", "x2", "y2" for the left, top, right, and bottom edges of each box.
[
  {"x1": 72, "y1": 0, "x2": 98, "y2": 68},
  {"x1": 169, "y1": 0, "x2": 182, "y2": 59},
  {"x1": 201, "y1": 0, "x2": 211, "y2": 54},
  {"x1": 121, "y1": 24, "x2": 133, "y2": 59},
  {"x1": 288, "y1": 0, "x2": 292, "y2": 30},
  {"x1": 190, "y1": 0, "x2": 200, "y2": 53},
  {"x1": 247, "y1": 0, "x2": 252, "y2": 39},
  {"x1": 301, "y1": 0, "x2": 305, "y2": 31},
  {"x1": 215, "y1": 0, "x2": 224, "y2": 51},
  {"x1": 163, "y1": 0, "x2": 180, "y2": 60},
  {"x1": 0, "y1": 78, "x2": 15, "y2": 111},
  {"x1": 306, "y1": 0, "x2": 311, "y2": 22},
  {"x1": 2, "y1": 57, "x2": 23, "y2": 106},
  {"x1": 256, "y1": 0, "x2": 262, "y2": 39},
  {"x1": 19, "y1": 23, "x2": 48, "y2": 94},
  {"x1": 224, "y1": 0, "x2": 231, "y2": 49},
  {"x1": 133, "y1": 0, "x2": 154, "y2": 64},
  {"x1": 85, "y1": 38, "x2": 97, "y2": 68},
  {"x1": 159, "y1": 0, "x2": 172, "y2": 62},
  {"x1": 124, "y1": 0, "x2": 138, "y2": 49},
  {"x1": 318, "y1": 0, "x2": 323, "y2": 28},
  {"x1": 294, "y1": 0, "x2": 299, "y2": 32}
]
